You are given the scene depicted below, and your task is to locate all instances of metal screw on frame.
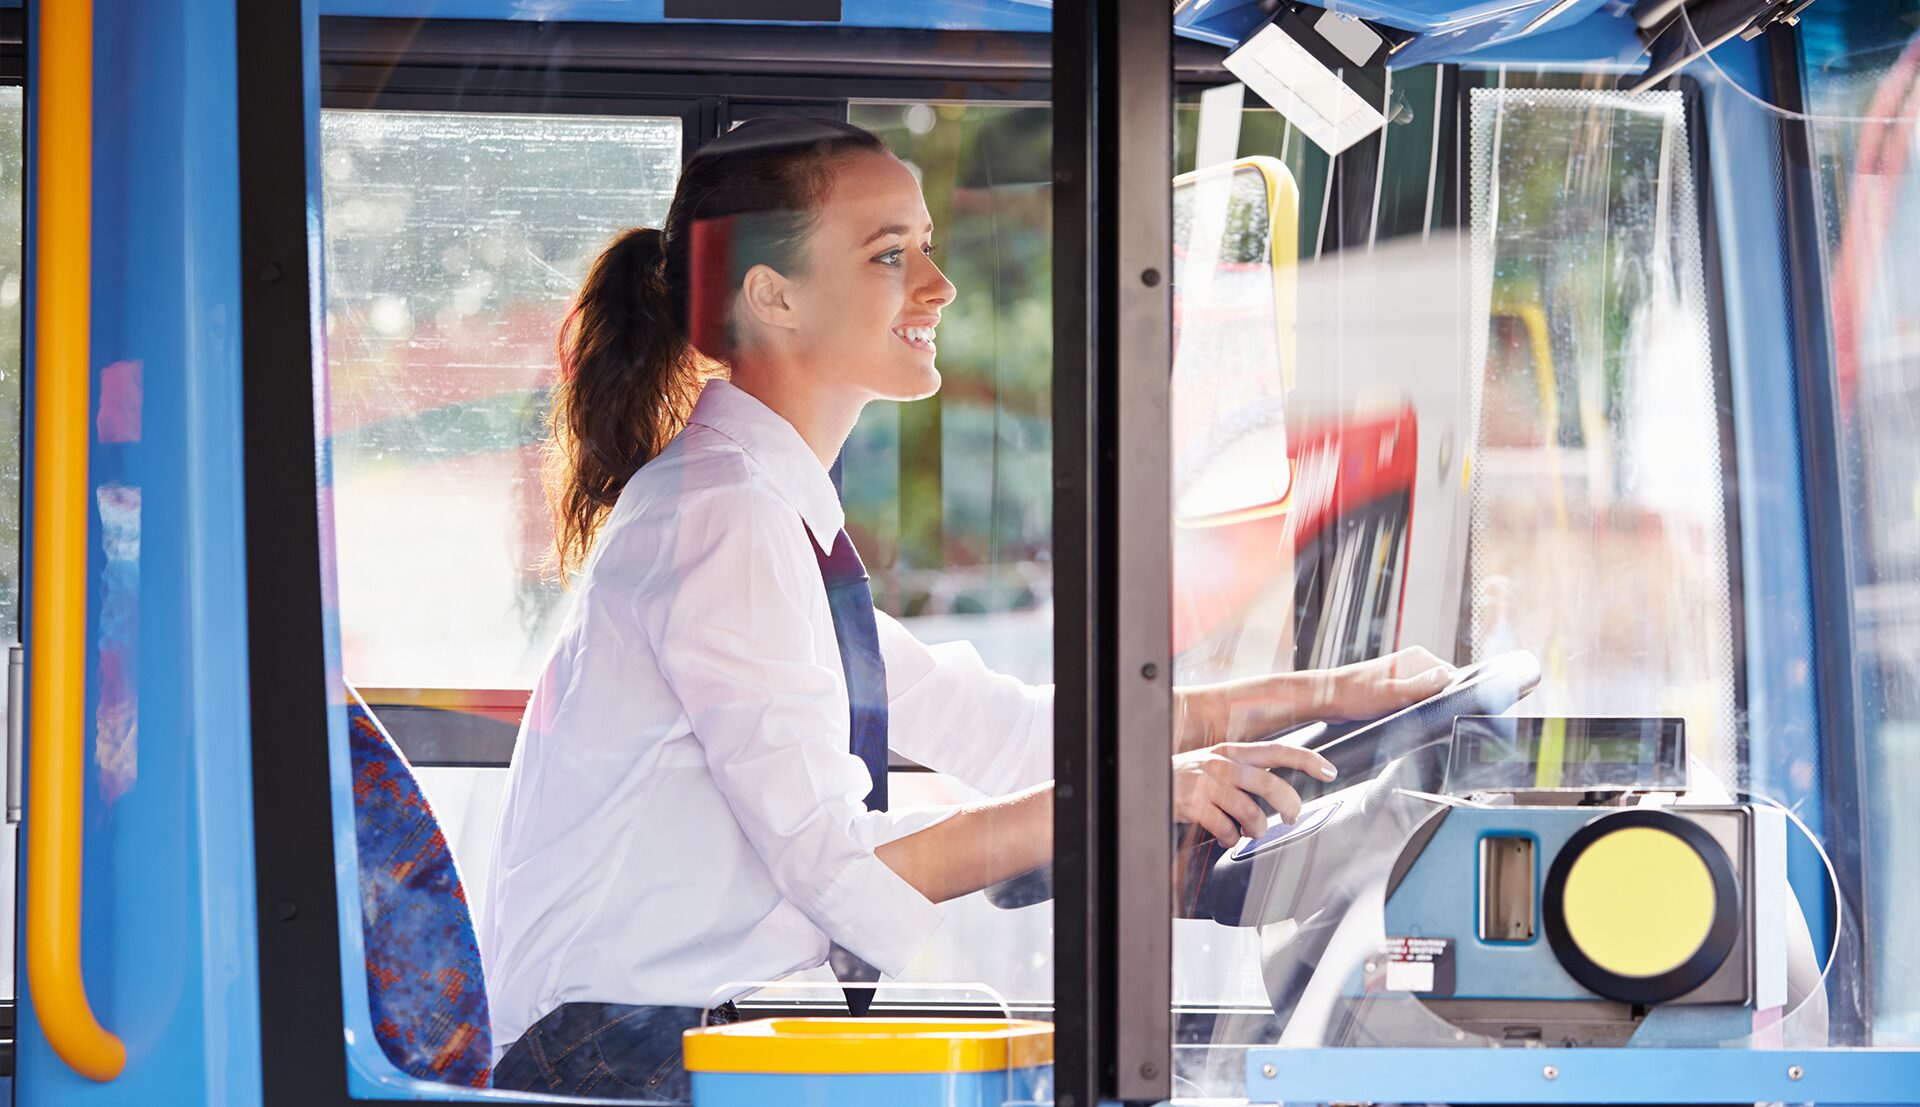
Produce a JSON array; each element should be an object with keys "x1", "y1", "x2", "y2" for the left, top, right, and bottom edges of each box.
[
  {"x1": 1542, "y1": 1065, "x2": 1559, "y2": 1081},
  {"x1": 1788, "y1": 1065, "x2": 1804, "y2": 1081}
]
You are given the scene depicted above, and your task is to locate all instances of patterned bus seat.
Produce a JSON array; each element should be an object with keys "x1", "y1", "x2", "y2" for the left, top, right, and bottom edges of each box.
[{"x1": 347, "y1": 689, "x2": 492, "y2": 1087}]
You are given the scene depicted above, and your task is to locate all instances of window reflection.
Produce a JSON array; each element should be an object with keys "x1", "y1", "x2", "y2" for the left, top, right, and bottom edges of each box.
[{"x1": 320, "y1": 109, "x2": 681, "y2": 690}]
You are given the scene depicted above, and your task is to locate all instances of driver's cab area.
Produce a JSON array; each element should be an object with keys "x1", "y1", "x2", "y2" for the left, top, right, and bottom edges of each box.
[
  {"x1": 250, "y1": 1, "x2": 1920, "y2": 1105},
  {"x1": 309, "y1": 15, "x2": 1062, "y2": 1093}
]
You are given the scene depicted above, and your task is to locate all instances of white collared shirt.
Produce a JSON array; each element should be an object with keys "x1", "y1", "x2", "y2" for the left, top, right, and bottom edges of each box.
[{"x1": 478, "y1": 379, "x2": 1054, "y2": 1059}]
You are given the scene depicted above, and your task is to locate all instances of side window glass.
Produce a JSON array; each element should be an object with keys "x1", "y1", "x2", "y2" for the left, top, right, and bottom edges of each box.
[
  {"x1": 317, "y1": 108, "x2": 684, "y2": 1079},
  {"x1": 319, "y1": 110, "x2": 682, "y2": 918},
  {"x1": 321, "y1": 110, "x2": 680, "y2": 694}
]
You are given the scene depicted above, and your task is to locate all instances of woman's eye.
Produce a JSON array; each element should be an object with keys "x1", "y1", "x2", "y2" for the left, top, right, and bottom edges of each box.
[
  {"x1": 875, "y1": 248, "x2": 904, "y2": 266},
  {"x1": 923, "y1": 242, "x2": 939, "y2": 257}
]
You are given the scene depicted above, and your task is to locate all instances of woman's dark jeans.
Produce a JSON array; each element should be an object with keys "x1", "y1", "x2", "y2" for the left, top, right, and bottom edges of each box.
[{"x1": 491, "y1": 1001, "x2": 740, "y2": 1102}]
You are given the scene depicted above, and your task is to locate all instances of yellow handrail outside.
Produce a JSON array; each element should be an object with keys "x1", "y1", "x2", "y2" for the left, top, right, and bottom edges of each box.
[{"x1": 27, "y1": 0, "x2": 126, "y2": 1082}]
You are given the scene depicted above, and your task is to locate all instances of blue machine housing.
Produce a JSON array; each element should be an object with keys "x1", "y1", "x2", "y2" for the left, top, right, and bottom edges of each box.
[{"x1": 1380, "y1": 804, "x2": 1788, "y2": 1030}]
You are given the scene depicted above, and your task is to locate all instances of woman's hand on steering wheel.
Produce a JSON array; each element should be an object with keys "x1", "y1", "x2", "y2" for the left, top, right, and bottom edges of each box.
[
  {"x1": 1174, "y1": 646, "x2": 1456, "y2": 753},
  {"x1": 1173, "y1": 741, "x2": 1338, "y2": 847}
]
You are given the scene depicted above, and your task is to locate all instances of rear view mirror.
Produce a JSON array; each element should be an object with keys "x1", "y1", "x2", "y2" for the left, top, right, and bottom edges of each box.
[{"x1": 1172, "y1": 157, "x2": 1298, "y2": 526}]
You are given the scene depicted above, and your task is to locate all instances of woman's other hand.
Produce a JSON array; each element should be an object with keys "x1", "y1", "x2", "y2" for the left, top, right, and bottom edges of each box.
[
  {"x1": 1296, "y1": 646, "x2": 1457, "y2": 721},
  {"x1": 1175, "y1": 646, "x2": 1456, "y2": 753},
  {"x1": 1173, "y1": 741, "x2": 1338, "y2": 847}
]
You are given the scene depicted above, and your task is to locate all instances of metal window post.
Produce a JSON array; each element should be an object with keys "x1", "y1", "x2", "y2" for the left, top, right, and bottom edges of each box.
[{"x1": 1053, "y1": 1, "x2": 1172, "y2": 1103}]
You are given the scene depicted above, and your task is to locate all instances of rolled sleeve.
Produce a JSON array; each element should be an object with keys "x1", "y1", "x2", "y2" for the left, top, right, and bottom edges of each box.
[
  {"x1": 636, "y1": 484, "x2": 943, "y2": 974},
  {"x1": 877, "y1": 611, "x2": 1055, "y2": 796},
  {"x1": 849, "y1": 806, "x2": 959, "y2": 851}
]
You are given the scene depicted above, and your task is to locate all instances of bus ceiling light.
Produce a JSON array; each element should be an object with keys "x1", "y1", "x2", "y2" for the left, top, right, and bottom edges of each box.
[{"x1": 1223, "y1": 3, "x2": 1402, "y2": 156}]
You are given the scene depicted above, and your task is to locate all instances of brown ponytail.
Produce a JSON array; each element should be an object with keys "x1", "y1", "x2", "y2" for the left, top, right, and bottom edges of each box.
[
  {"x1": 546, "y1": 227, "x2": 695, "y2": 577},
  {"x1": 546, "y1": 117, "x2": 887, "y2": 579}
]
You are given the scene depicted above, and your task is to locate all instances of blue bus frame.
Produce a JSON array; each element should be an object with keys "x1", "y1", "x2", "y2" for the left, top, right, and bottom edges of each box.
[{"x1": 9, "y1": 1, "x2": 1916, "y2": 1105}]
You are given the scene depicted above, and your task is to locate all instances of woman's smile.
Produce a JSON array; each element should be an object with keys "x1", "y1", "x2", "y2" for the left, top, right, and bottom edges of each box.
[{"x1": 892, "y1": 319, "x2": 939, "y2": 352}]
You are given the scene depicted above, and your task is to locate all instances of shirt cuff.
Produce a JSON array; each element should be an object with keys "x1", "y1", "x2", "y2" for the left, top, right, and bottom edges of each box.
[
  {"x1": 848, "y1": 806, "x2": 960, "y2": 850},
  {"x1": 812, "y1": 849, "x2": 946, "y2": 977}
]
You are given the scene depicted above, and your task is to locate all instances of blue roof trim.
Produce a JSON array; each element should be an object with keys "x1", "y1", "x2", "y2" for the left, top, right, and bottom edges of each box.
[
  {"x1": 1411, "y1": 6, "x2": 1644, "y2": 68},
  {"x1": 1177, "y1": 0, "x2": 1643, "y2": 69},
  {"x1": 1177, "y1": 0, "x2": 1625, "y2": 57},
  {"x1": 1175, "y1": 0, "x2": 1272, "y2": 46},
  {"x1": 314, "y1": 0, "x2": 1651, "y2": 61},
  {"x1": 318, "y1": 0, "x2": 1053, "y2": 31}
]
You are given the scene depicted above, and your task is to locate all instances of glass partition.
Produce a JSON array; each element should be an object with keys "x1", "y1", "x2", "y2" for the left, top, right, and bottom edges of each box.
[
  {"x1": 1466, "y1": 82, "x2": 1738, "y2": 779},
  {"x1": 1165, "y1": 60, "x2": 1766, "y2": 1098},
  {"x1": 310, "y1": 19, "x2": 1058, "y2": 1101}
]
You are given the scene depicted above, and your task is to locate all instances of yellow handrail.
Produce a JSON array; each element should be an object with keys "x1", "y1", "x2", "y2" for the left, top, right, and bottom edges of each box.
[{"x1": 27, "y1": 0, "x2": 125, "y2": 1082}]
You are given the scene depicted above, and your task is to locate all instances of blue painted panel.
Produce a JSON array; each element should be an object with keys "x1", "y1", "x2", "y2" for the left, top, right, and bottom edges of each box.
[
  {"x1": 1249, "y1": 1046, "x2": 1920, "y2": 1104},
  {"x1": 14, "y1": 0, "x2": 263, "y2": 1105}
]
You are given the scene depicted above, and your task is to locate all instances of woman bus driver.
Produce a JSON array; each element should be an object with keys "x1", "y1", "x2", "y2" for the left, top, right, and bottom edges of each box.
[{"x1": 480, "y1": 118, "x2": 1454, "y2": 1100}]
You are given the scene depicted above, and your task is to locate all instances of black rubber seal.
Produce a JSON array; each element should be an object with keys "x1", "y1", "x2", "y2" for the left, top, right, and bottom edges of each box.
[{"x1": 1541, "y1": 808, "x2": 1740, "y2": 1006}]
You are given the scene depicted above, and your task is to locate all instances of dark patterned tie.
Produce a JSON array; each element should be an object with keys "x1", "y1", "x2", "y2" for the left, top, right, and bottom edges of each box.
[{"x1": 814, "y1": 528, "x2": 888, "y2": 1015}]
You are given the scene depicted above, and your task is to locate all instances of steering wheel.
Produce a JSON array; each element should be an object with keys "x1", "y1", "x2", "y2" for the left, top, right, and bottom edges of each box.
[{"x1": 983, "y1": 651, "x2": 1542, "y2": 917}]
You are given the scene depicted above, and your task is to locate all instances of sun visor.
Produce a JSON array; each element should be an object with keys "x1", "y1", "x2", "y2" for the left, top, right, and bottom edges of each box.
[{"x1": 1223, "y1": 3, "x2": 1402, "y2": 156}]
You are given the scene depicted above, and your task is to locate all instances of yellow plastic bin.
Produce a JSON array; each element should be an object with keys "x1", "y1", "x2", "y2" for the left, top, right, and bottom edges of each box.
[{"x1": 683, "y1": 1018, "x2": 1053, "y2": 1107}]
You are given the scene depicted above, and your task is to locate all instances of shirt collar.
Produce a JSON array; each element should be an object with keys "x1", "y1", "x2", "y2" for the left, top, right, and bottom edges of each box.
[{"x1": 686, "y1": 378, "x2": 846, "y2": 549}]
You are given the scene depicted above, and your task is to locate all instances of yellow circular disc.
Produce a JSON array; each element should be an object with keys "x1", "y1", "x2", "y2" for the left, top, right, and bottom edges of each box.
[{"x1": 1560, "y1": 826, "x2": 1717, "y2": 978}]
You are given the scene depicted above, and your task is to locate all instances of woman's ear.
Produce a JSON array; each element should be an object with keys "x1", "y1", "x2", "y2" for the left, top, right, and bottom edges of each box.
[{"x1": 738, "y1": 263, "x2": 798, "y2": 335}]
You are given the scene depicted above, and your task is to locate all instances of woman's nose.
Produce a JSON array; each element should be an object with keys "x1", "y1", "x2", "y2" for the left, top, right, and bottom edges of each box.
[{"x1": 917, "y1": 255, "x2": 956, "y2": 306}]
